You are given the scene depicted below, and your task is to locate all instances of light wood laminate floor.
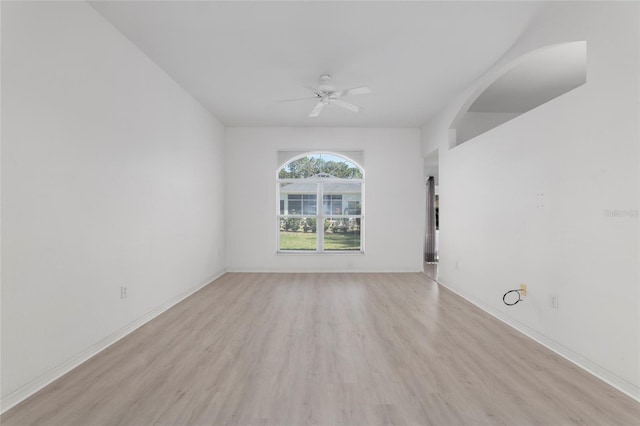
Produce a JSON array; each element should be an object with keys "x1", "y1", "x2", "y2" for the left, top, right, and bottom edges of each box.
[{"x1": 3, "y1": 272, "x2": 639, "y2": 425}]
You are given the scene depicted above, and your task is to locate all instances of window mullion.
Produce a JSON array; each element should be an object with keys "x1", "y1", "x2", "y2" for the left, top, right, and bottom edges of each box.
[{"x1": 317, "y1": 182, "x2": 324, "y2": 252}]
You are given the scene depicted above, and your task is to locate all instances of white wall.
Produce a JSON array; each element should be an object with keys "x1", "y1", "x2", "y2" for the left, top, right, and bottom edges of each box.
[
  {"x1": 1, "y1": 2, "x2": 226, "y2": 409},
  {"x1": 422, "y1": 2, "x2": 639, "y2": 399},
  {"x1": 226, "y1": 127, "x2": 424, "y2": 272},
  {"x1": 455, "y1": 112, "x2": 521, "y2": 145}
]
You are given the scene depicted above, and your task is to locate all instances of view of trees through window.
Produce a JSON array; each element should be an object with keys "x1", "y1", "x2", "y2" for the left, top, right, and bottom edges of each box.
[
  {"x1": 278, "y1": 154, "x2": 363, "y2": 179},
  {"x1": 278, "y1": 153, "x2": 363, "y2": 252}
]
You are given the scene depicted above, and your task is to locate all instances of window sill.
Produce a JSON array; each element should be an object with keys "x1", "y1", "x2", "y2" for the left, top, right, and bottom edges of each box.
[{"x1": 277, "y1": 251, "x2": 364, "y2": 255}]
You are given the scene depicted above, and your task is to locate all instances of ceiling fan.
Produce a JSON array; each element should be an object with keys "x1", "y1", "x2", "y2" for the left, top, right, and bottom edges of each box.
[{"x1": 280, "y1": 75, "x2": 371, "y2": 118}]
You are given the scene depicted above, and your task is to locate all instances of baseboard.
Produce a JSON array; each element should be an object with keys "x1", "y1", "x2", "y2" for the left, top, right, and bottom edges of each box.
[
  {"x1": 225, "y1": 267, "x2": 423, "y2": 273},
  {"x1": 0, "y1": 269, "x2": 226, "y2": 414},
  {"x1": 434, "y1": 277, "x2": 640, "y2": 402}
]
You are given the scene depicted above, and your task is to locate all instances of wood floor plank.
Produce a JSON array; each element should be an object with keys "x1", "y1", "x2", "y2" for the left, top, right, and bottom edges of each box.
[{"x1": 2, "y1": 272, "x2": 639, "y2": 425}]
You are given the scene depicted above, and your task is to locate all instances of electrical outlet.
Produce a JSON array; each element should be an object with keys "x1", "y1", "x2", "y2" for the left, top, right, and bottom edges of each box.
[
  {"x1": 549, "y1": 294, "x2": 559, "y2": 309},
  {"x1": 455, "y1": 260, "x2": 460, "y2": 270},
  {"x1": 520, "y1": 284, "x2": 527, "y2": 297},
  {"x1": 121, "y1": 285, "x2": 128, "y2": 299}
]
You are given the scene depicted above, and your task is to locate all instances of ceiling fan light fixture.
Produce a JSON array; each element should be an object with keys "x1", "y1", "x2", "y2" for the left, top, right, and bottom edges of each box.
[{"x1": 317, "y1": 74, "x2": 335, "y2": 92}]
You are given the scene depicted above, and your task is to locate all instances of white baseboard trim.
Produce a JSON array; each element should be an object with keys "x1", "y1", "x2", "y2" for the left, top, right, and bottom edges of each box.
[
  {"x1": 0, "y1": 270, "x2": 226, "y2": 414},
  {"x1": 225, "y1": 267, "x2": 423, "y2": 273},
  {"x1": 434, "y1": 277, "x2": 640, "y2": 402}
]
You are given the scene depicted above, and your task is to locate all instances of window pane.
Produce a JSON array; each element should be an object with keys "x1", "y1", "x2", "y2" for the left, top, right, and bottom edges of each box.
[
  {"x1": 288, "y1": 200, "x2": 302, "y2": 215},
  {"x1": 303, "y1": 201, "x2": 317, "y2": 215},
  {"x1": 299, "y1": 194, "x2": 317, "y2": 215},
  {"x1": 280, "y1": 183, "x2": 317, "y2": 216},
  {"x1": 282, "y1": 195, "x2": 318, "y2": 215},
  {"x1": 280, "y1": 217, "x2": 317, "y2": 251},
  {"x1": 278, "y1": 154, "x2": 363, "y2": 179},
  {"x1": 323, "y1": 194, "x2": 342, "y2": 215},
  {"x1": 323, "y1": 184, "x2": 361, "y2": 216},
  {"x1": 347, "y1": 201, "x2": 361, "y2": 215},
  {"x1": 323, "y1": 217, "x2": 361, "y2": 251}
]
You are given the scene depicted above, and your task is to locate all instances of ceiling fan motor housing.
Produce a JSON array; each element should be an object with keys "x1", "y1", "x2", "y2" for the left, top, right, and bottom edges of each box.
[{"x1": 317, "y1": 74, "x2": 335, "y2": 92}]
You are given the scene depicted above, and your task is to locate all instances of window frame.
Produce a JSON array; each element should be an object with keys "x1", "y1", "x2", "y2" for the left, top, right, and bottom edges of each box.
[{"x1": 276, "y1": 154, "x2": 365, "y2": 254}]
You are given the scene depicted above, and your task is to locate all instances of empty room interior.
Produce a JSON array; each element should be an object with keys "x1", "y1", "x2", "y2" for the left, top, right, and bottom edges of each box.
[{"x1": 1, "y1": 1, "x2": 639, "y2": 425}]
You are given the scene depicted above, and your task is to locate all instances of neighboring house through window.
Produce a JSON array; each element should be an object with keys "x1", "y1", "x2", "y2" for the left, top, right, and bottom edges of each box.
[{"x1": 277, "y1": 153, "x2": 364, "y2": 252}]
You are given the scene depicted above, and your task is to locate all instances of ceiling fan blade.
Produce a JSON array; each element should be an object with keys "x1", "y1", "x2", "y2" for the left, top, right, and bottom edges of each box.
[
  {"x1": 332, "y1": 99, "x2": 361, "y2": 113},
  {"x1": 277, "y1": 96, "x2": 318, "y2": 103},
  {"x1": 308, "y1": 101, "x2": 325, "y2": 117},
  {"x1": 334, "y1": 86, "x2": 371, "y2": 97},
  {"x1": 305, "y1": 86, "x2": 322, "y2": 96}
]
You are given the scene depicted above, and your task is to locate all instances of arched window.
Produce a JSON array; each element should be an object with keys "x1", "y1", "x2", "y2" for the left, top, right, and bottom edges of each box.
[{"x1": 277, "y1": 153, "x2": 364, "y2": 252}]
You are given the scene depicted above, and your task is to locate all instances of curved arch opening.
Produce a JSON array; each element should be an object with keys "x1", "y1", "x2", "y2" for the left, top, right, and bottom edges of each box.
[{"x1": 450, "y1": 41, "x2": 587, "y2": 148}]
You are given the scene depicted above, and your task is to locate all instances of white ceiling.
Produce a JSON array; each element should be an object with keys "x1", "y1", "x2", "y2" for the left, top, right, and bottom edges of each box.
[{"x1": 89, "y1": 1, "x2": 544, "y2": 128}]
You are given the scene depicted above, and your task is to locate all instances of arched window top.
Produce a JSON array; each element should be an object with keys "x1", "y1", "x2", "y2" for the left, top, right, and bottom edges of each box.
[{"x1": 278, "y1": 152, "x2": 363, "y2": 180}]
